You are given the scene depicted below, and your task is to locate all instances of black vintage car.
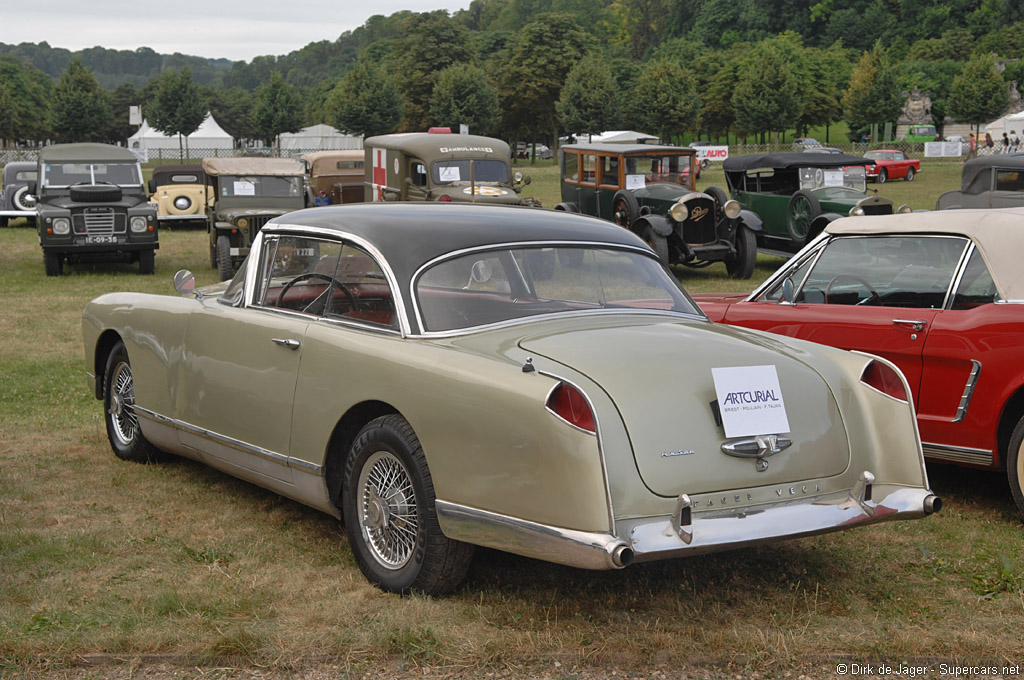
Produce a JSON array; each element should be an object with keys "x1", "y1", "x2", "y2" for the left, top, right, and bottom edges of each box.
[
  {"x1": 0, "y1": 161, "x2": 38, "y2": 227},
  {"x1": 935, "y1": 154, "x2": 1024, "y2": 210},
  {"x1": 30, "y1": 143, "x2": 158, "y2": 276},
  {"x1": 557, "y1": 143, "x2": 760, "y2": 278}
]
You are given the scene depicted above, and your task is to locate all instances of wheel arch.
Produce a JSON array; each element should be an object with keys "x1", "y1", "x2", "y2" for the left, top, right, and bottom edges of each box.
[
  {"x1": 809, "y1": 213, "x2": 841, "y2": 241},
  {"x1": 737, "y1": 209, "x2": 763, "y2": 232},
  {"x1": 92, "y1": 330, "x2": 124, "y2": 399},
  {"x1": 323, "y1": 400, "x2": 401, "y2": 508},
  {"x1": 997, "y1": 386, "x2": 1024, "y2": 469}
]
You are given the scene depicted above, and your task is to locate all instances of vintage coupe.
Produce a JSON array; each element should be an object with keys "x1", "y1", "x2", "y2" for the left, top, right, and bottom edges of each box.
[
  {"x1": 0, "y1": 160, "x2": 38, "y2": 227},
  {"x1": 83, "y1": 203, "x2": 939, "y2": 595},
  {"x1": 936, "y1": 155, "x2": 1024, "y2": 210},
  {"x1": 863, "y1": 149, "x2": 920, "y2": 183},
  {"x1": 693, "y1": 209, "x2": 1024, "y2": 516}
]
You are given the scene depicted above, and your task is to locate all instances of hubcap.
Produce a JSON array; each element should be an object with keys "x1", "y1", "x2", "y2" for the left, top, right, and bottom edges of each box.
[
  {"x1": 108, "y1": 360, "x2": 138, "y2": 447},
  {"x1": 358, "y1": 450, "x2": 418, "y2": 570}
]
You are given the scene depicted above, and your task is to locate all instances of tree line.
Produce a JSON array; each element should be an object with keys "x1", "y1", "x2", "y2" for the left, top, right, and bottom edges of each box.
[{"x1": 1, "y1": 0, "x2": 1022, "y2": 149}]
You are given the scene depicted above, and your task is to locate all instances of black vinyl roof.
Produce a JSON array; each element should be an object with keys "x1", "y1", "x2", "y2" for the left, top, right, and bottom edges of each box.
[
  {"x1": 723, "y1": 152, "x2": 871, "y2": 173},
  {"x1": 151, "y1": 164, "x2": 206, "y2": 183}
]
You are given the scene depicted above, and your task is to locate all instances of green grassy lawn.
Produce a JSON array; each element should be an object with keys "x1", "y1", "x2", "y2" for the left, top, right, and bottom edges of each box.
[{"x1": 1, "y1": 170, "x2": 1022, "y2": 678}]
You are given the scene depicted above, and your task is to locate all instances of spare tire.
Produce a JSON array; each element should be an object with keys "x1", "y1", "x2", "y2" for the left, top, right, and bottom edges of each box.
[
  {"x1": 70, "y1": 184, "x2": 123, "y2": 203},
  {"x1": 12, "y1": 185, "x2": 35, "y2": 211}
]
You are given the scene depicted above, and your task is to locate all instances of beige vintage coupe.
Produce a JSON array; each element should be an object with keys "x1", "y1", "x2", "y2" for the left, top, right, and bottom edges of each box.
[{"x1": 82, "y1": 203, "x2": 940, "y2": 595}]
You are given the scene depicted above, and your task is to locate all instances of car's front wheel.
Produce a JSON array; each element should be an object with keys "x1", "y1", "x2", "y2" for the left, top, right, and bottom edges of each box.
[
  {"x1": 342, "y1": 415, "x2": 474, "y2": 595},
  {"x1": 1007, "y1": 416, "x2": 1024, "y2": 518},
  {"x1": 877, "y1": 168, "x2": 888, "y2": 183},
  {"x1": 138, "y1": 249, "x2": 155, "y2": 275},
  {"x1": 611, "y1": 191, "x2": 640, "y2": 229},
  {"x1": 104, "y1": 341, "x2": 163, "y2": 463},
  {"x1": 216, "y1": 234, "x2": 233, "y2": 281},
  {"x1": 43, "y1": 251, "x2": 63, "y2": 277},
  {"x1": 905, "y1": 167, "x2": 915, "y2": 181},
  {"x1": 726, "y1": 224, "x2": 756, "y2": 279},
  {"x1": 640, "y1": 225, "x2": 669, "y2": 264}
]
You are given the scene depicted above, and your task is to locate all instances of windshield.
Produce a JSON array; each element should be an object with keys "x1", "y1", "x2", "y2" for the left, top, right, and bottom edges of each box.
[
  {"x1": 219, "y1": 175, "x2": 302, "y2": 198},
  {"x1": 799, "y1": 166, "x2": 866, "y2": 193},
  {"x1": 431, "y1": 160, "x2": 509, "y2": 184},
  {"x1": 624, "y1": 154, "x2": 695, "y2": 186},
  {"x1": 42, "y1": 162, "x2": 142, "y2": 187},
  {"x1": 416, "y1": 246, "x2": 699, "y2": 332}
]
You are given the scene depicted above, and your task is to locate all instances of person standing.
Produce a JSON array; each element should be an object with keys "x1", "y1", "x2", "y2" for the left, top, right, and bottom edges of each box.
[
  {"x1": 1011, "y1": 130, "x2": 1021, "y2": 153},
  {"x1": 1002, "y1": 132, "x2": 1011, "y2": 153},
  {"x1": 985, "y1": 133, "x2": 994, "y2": 151}
]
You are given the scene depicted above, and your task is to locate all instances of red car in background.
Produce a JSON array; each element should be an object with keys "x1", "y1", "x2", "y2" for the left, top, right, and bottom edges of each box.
[
  {"x1": 692, "y1": 208, "x2": 1024, "y2": 516},
  {"x1": 863, "y1": 149, "x2": 921, "y2": 183}
]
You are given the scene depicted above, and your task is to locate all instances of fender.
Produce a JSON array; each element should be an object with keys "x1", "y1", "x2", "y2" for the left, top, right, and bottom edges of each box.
[
  {"x1": 809, "y1": 213, "x2": 841, "y2": 240},
  {"x1": 737, "y1": 209, "x2": 763, "y2": 232},
  {"x1": 634, "y1": 213, "x2": 674, "y2": 237}
]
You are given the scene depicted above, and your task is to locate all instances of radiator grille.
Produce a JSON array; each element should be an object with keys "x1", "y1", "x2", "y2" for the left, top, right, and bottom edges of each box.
[
  {"x1": 73, "y1": 208, "x2": 127, "y2": 235},
  {"x1": 680, "y1": 196, "x2": 718, "y2": 246}
]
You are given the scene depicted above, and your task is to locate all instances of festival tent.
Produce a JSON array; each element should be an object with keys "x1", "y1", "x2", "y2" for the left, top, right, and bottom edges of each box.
[
  {"x1": 278, "y1": 124, "x2": 363, "y2": 151},
  {"x1": 984, "y1": 111, "x2": 1024, "y2": 138},
  {"x1": 127, "y1": 113, "x2": 234, "y2": 150}
]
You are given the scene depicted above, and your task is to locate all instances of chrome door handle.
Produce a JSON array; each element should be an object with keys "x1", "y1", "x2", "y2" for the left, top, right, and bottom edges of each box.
[
  {"x1": 893, "y1": 319, "x2": 926, "y2": 332},
  {"x1": 271, "y1": 338, "x2": 300, "y2": 350}
]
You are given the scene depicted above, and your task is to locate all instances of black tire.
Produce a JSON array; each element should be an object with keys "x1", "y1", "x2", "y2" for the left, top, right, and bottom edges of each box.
[
  {"x1": 70, "y1": 184, "x2": 123, "y2": 203},
  {"x1": 103, "y1": 341, "x2": 163, "y2": 463},
  {"x1": 640, "y1": 224, "x2": 670, "y2": 264},
  {"x1": 209, "y1": 244, "x2": 217, "y2": 268},
  {"x1": 44, "y1": 251, "x2": 63, "y2": 276},
  {"x1": 705, "y1": 186, "x2": 728, "y2": 213},
  {"x1": 877, "y1": 168, "x2": 888, "y2": 184},
  {"x1": 342, "y1": 414, "x2": 474, "y2": 595},
  {"x1": 786, "y1": 190, "x2": 821, "y2": 244},
  {"x1": 726, "y1": 224, "x2": 757, "y2": 279},
  {"x1": 12, "y1": 185, "x2": 34, "y2": 212},
  {"x1": 0, "y1": 217, "x2": 7, "y2": 228},
  {"x1": 611, "y1": 190, "x2": 640, "y2": 229},
  {"x1": 554, "y1": 202, "x2": 579, "y2": 212},
  {"x1": 138, "y1": 249, "x2": 155, "y2": 275},
  {"x1": 216, "y1": 234, "x2": 233, "y2": 281},
  {"x1": 1007, "y1": 416, "x2": 1024, "y2": 518},
  {"x1": 905, "y1": 167, "x2": 915, "y2": 182}
]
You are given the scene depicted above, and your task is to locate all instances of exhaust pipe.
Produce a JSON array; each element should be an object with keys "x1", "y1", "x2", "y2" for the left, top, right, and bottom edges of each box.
[
  {"x1": 924, "y1": 495, "x2": 943, "y2": 515},
  {"x1": 611, "y1": 543, "x2": 635, "y2": 568}
]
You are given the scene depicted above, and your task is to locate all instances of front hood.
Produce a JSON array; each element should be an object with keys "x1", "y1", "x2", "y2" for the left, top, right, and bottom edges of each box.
[
  {"x1": 217, "y1": 207, "x2": 296, "y2": 220},
  {"x1": 519, "y1": 319, "x2": 850, "y2": 497},
  {"x1": 438, "y1": 185, "x2": 524, "y2": 204},
  {"x1": 633, "y1": 183, "x2": 690, "y2": 205}
]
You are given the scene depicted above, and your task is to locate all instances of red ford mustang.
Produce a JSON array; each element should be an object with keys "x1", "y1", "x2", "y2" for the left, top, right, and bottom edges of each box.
[{"x1": 693, "y1": 208, "x2": 1024, "y2": 516}]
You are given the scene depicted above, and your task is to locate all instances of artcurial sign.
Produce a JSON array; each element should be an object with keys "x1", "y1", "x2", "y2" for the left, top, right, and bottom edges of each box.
[{"x1": 711, "y1": 365, "x2": 791, "y2": 438}]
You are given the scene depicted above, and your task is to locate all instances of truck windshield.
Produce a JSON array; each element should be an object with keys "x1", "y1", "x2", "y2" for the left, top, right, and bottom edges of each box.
[
  {"x1": 431, "y1": 160, "x2": 509, "y2": 184},
  {"x1": 43, "y1": 162, "x2": 142, "y2": 187},
  {"x1": 220, "y1": 176, "x2": 302, "y2": 197}
]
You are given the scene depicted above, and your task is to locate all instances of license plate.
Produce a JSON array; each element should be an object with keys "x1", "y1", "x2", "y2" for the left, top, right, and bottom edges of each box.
[{"x1": 86, "y1": 235, "x2": 118, "y2": 244}]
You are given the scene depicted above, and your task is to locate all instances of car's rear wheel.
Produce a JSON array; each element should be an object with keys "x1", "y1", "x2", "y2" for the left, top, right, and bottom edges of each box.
[
  {"x1": 216, "y1": 234, "x2": 233, "y2": 281},
  {"x1": 725, "y1": 224, "x2": 756, "y2": 279},
  {"x1": 104, "y1": 341, "x2": 163, "y2": 463},
  {"x1": 44, "y1": 251, "x2": 63, "y2": 276},
  {"x1": 1007, "y1": 416, "x2": 1024, "y2": 518},
  {"x1": 786, "y1": 190, "x2": 821, "y2": 244},
  {"x1": 905, "y1": 167, "x2": 915, "y2": 181},
  {"x1": 611, "y1": 191, "x2": 640, "y2": 229},
  {"x1": 877, "y1": 168, "x2": 888, "y2": 183},
  {"x1": 342, "y1": 414, "x2": 474, "y2": 595}
]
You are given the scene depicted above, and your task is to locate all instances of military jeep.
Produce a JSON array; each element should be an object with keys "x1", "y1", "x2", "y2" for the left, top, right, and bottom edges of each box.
[
  {"x1": 363, "y1": 129, "x2": 540, "y2": 206},
  {"x1": 557, "y1": 143, "x2": 760, "y2": 278},
  {"x1": 203, "y1": 157, "x2": 306, "y2": 280},
  {"x1": 31, "y1": 143, "x2": 158, "y2": 276}
]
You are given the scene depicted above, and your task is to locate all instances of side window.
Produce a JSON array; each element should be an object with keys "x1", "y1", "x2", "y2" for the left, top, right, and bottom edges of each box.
[
  {"x1": 324, "y1": 244, "x2": 398, "y2": 329},
  {"x1": 255, "y1": 236, "x2": 343, "y2": 314},
  {"x1": 580, "y1": 154, "x2": 597, "y2": 185},
  {"x1": 564, "y1": 152, "x2": 579, "y2": 182},
  {"x1": 951, "y1": 248, "x2": 1000, "y2": 310},
  {"x1": 995, "y1": 170, "x2": 1024, "y2": 192},
  {"x1": 411, "y1": 162, "x2": 428, "y2": 187},
  {"x1": 599, "y1": 156, "x2": 620, "y2": 187}
]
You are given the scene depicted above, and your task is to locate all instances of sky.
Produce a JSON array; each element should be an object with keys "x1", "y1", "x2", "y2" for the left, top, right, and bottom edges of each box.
[{"x1": 0, "y1": 0, "x2": 471, "y2": 63}]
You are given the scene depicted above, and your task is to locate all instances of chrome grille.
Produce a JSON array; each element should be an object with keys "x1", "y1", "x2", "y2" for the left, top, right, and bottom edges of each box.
[{"x1": 73, "y1": 208, "x2": 127, "y2": 235}]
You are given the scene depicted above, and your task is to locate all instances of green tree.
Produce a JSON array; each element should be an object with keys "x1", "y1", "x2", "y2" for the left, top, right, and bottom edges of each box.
[
  {"x1": 497, "y1": 13, "x2": 591, "y2": 145},
  {"x1": 842, "y1": 41, "x2": 903, "y2": 142},
  {"x1": 147, "y1": 68, "x2": 207, "y2": 159},
  {"x1": 101, "y1": 83, "x2": 141, "y2": 145},
  {"x1": 947, "y1": 53, "x2": 1010, "y2": 134},
  {"x1": 392, "y1": 12, "x2": 472, "y2": 131},
  {"x1": 600, "y1": 0, "x2": 668, "y2": 59},
  {"x1": 625, "y1": 59, "x2": 699, "y2": 142},
  {"x1": 49, "y1": 58, "x2": 111, "y2": 143},
  {"x1": 429, "y1": 64, "x2": 500, "y2": 134},
  {"x1": 252, "y1": 71, "x2": 304, "y2": 149},
  {"x1": 557, "y1": 56, "x2": 621, "y2": 138},
  {"x1": 208, "y1": 86, "x2": 254, "y2": 143},
  {"x1": 328, "y1": 60, "x2": 404, "y2": 138},
  {"x1": 0, "y1": 56, "x2": 53, "y2": 144},
  {"x1": 731, "y1": 42, "x2": 802, "y2": 143}
]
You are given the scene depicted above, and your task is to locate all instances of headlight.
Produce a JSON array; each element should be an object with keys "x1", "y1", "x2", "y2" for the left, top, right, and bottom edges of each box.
[
  {"x1": 849, "y1": 207, "x2": 865, "y2": 216},
  {"x1": 52, "y1": 218, "x2": 70, "y2": 235},
  {"x1": 668, "y1": 199, "x2": 689, "y2": 222},
  {"x1": 723, "y1": 199, "x2": 742, "y2": 219},
  {"x1": 897, "y1": 204, "x2": 912, "y2": 214},
  {"x1": 513, "y1": 171, "x2": 524, "y2": 183},
  {"x1": 174, "y1": 196, "x2": 192, "y2": 210},
  {"x1": 237, "y1": 218, "x2": 249, "y2": 229},
  {"x1": 130, "y1": 216, "x2": 148, "y2": 232}
]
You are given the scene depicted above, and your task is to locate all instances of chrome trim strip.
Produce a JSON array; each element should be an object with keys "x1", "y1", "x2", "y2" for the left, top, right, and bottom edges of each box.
[
  {"x1": 945, "y1": 241, "x2": 974, "y2": 310},
  {"x1": 134, "y1": 406, "x2": 324, "y2": 475},
  {"x1": 952, "y1": 360, "x2": 982, "y2": 423},
  {"x1": 413, "y1": 308, "x2": 708, "y2": 340},
  {"x1": 922, "y1": 441, "x2": 993, "y2": 466}
]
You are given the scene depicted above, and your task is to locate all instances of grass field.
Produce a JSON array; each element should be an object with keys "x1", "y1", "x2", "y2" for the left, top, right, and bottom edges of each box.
[{"x1": 1, "y1": 159, "x2": 1023, "y2": 679}]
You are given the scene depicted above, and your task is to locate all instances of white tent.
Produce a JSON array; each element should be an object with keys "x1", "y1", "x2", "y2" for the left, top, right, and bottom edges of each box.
[
  {"x1": 127, "y1": 112, "x2": 234, "y2": 150},
  {"x1": 984, "y1": 111, "x2": 1024, "y2": 138},
  {"x1": 588, "y1": 130, "x2": 659, "y2": 144},
  {"x1": 278, "y1": 124, "x2": 363, "y2": 151}
]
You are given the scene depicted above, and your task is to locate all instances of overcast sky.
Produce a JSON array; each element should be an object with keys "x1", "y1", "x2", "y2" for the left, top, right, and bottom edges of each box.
[{"x1": 0, "y1": 0, "x2": 471, "y2": 63}]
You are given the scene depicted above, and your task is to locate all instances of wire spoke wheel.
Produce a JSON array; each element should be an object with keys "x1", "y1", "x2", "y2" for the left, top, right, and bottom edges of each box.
[
  {"x1": 789, "y1": 196, "x2": 813, "y2": 240},
  {"x1": 108, "y1": 360, "x2": 139, "y2": 447},
  {"x1": 358, "y1": 450, "x2": 418, "y2": 569}
]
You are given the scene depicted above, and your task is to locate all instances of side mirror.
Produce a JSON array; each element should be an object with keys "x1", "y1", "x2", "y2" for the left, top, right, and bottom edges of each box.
[
  {"x1": 781, "y1": 277, "x2": 795, "y2": 304},
  {"x1": 173, "y1": 269, "x2": 199, "y2": 298}
]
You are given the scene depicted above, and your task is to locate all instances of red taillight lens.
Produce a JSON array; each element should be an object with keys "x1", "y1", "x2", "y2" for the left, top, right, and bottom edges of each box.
[
  {"x1": 860, "y1": 360, "x2": 908, "y2": 402},
  {"x1": 546, "y1": 382, "x2": 596, "y2": 433},
  {"x1": 438, "y1": 194, "x2": 453, "y2": 202}
]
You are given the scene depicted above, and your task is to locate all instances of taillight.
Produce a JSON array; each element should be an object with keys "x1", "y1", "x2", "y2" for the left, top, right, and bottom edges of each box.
[
  {"x1": 438, "y1": 195, "x2": 453, "y2": 202},
  {"x1": 546, "y1": 382, "x2": 596, "y2": 433},
  {"x1": 860, "y1": 360, "x2": 908, "y2": 402}
]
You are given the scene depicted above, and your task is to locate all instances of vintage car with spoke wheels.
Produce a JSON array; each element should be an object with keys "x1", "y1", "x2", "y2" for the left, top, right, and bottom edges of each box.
[
  {"x1": 693, "y1": 208, "x2": 1024, "y2": 517},
  {"x1": 558, "y1": 143, "x2": 760, "y2": 278},
  {"x1": 0, "y1": 161, "x2": 38, "y2": 227},
  {"x1": 723, "y1": 152, "x2": 910, "y2": 255},
  {"x1": 83, "y1": 203, "x2": 939, "y2": 595}
]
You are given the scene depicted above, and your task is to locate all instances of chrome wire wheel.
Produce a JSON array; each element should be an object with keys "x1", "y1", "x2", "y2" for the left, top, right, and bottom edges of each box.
[
  {"x1": 108, "y1": 359, "x2": 139, "y2": 447},
  {"x1": 357, "y1": 450, "x2": 418, "y2": 570}
]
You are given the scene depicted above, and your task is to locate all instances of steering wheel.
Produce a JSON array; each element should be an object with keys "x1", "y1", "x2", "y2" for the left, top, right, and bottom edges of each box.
[
  {"x1": 825, "y1": 274, "x2": 881, "y2": 306},
  {"x1": 276, "y1": 272, "x2": 355, "y2": 313}
]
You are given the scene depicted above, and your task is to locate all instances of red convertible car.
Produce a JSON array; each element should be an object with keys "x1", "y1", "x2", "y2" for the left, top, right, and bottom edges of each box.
[
  {"x1": 693, "y1": 208, "x2": 1024, "y2": 516},
  {"x1": 863, "y1": 149, "x2": 921, "y2": 183}
]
